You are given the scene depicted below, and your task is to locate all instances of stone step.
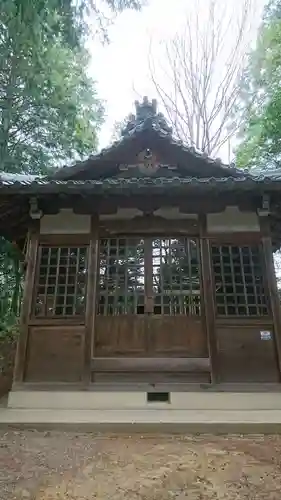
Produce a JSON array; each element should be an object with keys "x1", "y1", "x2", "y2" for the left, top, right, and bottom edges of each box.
[
  {"x1": 8, "y1": 390, "x2": 281, "y2": 411},
  {"x1": 2, "y1": 408, "x2": 281, "y2": 433}
]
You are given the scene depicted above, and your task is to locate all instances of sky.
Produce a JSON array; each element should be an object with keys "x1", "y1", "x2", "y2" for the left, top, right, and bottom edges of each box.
[{"x1": 88, "y1": 0, "x2": 267, "y2": 160}]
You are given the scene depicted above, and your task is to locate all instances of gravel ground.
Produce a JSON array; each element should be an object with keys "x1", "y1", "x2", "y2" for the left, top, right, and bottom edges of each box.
[{"x1": 0, "y1": 431, "x2": 281, "y2": 499}]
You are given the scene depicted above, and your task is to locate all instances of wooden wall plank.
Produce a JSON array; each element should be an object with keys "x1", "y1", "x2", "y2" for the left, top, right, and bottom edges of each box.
[
  {"x1": 217, "y1": 324, "x2": 279, "y2": 383},
  {"x1": 95, "y1": 316, "x2": 206, "y2": 358},
  {"x1": 95, "y1": 316, "x2": 147, "y2": 356},
  {"x1": 199, "y1": 214, "x2": 219, "y2": 383},
  {"x1": 148, "y1": 317, "x2": 207, "y2": 356},
  {"x1": 25, "y1": 326, "x2": 84, "y2": 382},
  {"x1": 13, "y1": 223, "x2": 39, "y2": 383}
]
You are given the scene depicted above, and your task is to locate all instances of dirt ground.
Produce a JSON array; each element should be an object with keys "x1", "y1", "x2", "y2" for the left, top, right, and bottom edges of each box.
[{"x1": 0, "y1": 431, "x2": 281, "y2": 499}]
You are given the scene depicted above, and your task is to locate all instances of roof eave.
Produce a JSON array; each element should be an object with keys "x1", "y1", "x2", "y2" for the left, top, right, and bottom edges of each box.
[{"x1": 0, "y1": 177, "x2": 280, "y2": 195}]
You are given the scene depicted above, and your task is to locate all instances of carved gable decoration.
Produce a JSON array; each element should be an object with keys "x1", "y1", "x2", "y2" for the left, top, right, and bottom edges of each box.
[{"x1": 119, "y1": 149, "x2": 177, "y2": 177}]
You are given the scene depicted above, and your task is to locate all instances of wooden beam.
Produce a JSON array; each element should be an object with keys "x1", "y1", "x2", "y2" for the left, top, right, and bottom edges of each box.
[
  {"x1": 199, "y1": 214, "x2": 219, "y2": 383},
  {"x1": 207, "y1": 232, "x2": 262, "y2": 244},
  {"x1": 83, "y1": 214, "x2": 99, "y2": 385},
  {"x1": 39, "y1": 233, "x2": 90, "y2": 245},
  {"x1": 91, "y1": 357, "x2": 210, "y2": 373},
  {"x1": 260, "y1": 216, "x2": 281, "y2": 377},
  {"x1": 13, "y1": 222, "x2": 39, "y2": 383},
  {"x1": 37, "y1": 193, "x2": 260, "y2": 217},
  {"x1": 99, "y1": 216, "x2": 199, "y2": 235}
]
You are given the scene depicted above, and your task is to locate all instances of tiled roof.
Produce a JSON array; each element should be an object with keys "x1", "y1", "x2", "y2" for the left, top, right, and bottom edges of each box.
[
  {"x1": 50, "y1": 97, "x2": 247, "y2": 180},
  {"x1": 0, "y1": 99, "x2": 254, "y2": 183},
  {"x1": 0, "y1": 175, "x2": 281, "y2": 193},
  {"x1": 0, "y1": 172, "x2": 40, "y2": 183},
  {"x1": 96, "y1": 120, "x2": 233, "y2": 170},
  {"x1": 1, "y1": 96, "x2": 281, "y2": 187}
]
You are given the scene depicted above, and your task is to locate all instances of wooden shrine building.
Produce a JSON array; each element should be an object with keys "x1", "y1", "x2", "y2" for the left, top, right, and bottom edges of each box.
[{"x1": 2, "y1": 96, "x2": 281, "y2": 396}]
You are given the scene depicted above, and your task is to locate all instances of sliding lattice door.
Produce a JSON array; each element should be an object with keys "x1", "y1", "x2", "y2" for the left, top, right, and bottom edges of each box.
[{"x1": 95, "y1": 236, "x2": 207, "y2": 361}]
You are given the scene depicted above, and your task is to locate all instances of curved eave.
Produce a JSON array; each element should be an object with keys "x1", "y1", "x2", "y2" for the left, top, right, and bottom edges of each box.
[{"x1": 0, "y1": 176, "x2": 280, "y2": 194}]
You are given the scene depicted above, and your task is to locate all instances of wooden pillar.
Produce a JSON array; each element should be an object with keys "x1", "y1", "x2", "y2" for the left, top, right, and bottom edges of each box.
[
  {"x1": 261, "y1": 217, "x2": 281, "y2": 375},
  {"x1": 83, "y1": 214, "x2": 99, "y2": 385},
  {"x1": 199, "y1": 214, "x2": 219, "y2": 383},
  {"x1": 13, "y1": 222, "x2": 39, "y2": 384}
]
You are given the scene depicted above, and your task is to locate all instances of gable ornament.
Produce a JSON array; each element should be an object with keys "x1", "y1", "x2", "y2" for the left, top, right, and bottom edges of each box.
[
  {"x1": 137, "y1": 149, "x2": 160, "y2": 175},
  {"x1": 119, "y1": 148, "x2": 177, "y2": 176}
]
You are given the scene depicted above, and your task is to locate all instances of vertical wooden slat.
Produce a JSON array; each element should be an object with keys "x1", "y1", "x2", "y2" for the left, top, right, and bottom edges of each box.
[
  {"x1": 260, "y1": 217, "x2": 281, "y2": 375},
  {"x1": 104, "y1": 238, "x2": 109, "y2": 315},
  {"x1": 144, "y1": 237, "x2": 153, "y2": 313},
  {"x1": 199, "y1": 214, "x2": 219, "y2": 383},
  {"x1": 63, "y1": 247, "x2": 70, "y2": 315},
  {"x1": 73, "y1": 247, "x2": 80, "y2": 315},
  {"x1": 249, "y1": 246, "x2": 259, "y2": 314},
  {"x1": 144, "y1": 237, "x2": 153, "y2": 354},
  {"x1": 239, "y1": 247, "x2": 249, "y2": 316},
  {"x1": 218, "y1": 246, "x2": 227, "y2": 315},
  {"x1": 54, "y1": 247, "x2": 61, "y2": 315},
  {"x1": 229, "y1": 246, "x2": 238, "y2": 315},
  {"x1": 44, "y1": 247, "x2": 51, "y2": 316},
  {"x1": 83, "y1": 214, "x2": 99, "y2": 384},
  {"x1": 13, "y1": 222, "x2": 39, "y2": 384}
]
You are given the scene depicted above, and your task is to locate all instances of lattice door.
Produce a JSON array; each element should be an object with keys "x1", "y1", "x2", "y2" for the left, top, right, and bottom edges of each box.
[
  {"x1": 95, "y1": 236, "x2": 205, "y2": 358},
  {"x1": 97, "y1": 237, "x2": 145, "y2": 316},
  {"x1": 97, "y1": 236, "x2": 201, "y2": 318},
  {"x1": 211, "y1": 244, "x2": 269, "y2": 317},
  {"x1": 151, "y1": 238, "x2": 201, "y2": 316}
]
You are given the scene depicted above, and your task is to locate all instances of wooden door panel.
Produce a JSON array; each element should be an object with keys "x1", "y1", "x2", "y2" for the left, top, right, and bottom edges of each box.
[
  {"x1": 217, "y1": 325, "x2": 279, "y2": 382},
  {"x1": 94, "y1": 235, "x2": 207, "y2": 362},
  {"x1": 25, "y1": 326, "x2": 83, "y2": 382},
  {"x1": 148, "y1": 316, "x2": 208, "y2": 357},
  {"x1": 95, "y1": 315, "x2": 146, "y2": 356}
]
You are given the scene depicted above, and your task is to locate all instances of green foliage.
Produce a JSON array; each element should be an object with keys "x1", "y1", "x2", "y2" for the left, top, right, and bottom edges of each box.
[
  {"x1": 0, "y1": 0, "x2": 102, "y2": 329},
  {"x1": 110, "y1": 114, "x2": 132, "y2": 141},
  {"x1": 0, "y1": 0, "x2": 105, "y2": 174},
  {"x1": 0, "y1": 0, "x2": 146, "y2": 49},
  {"x1": 0, "y1": 0, "x2": 148, "y2": 174},
  {"x1": 0, "y1": 0, "x2": 146, "y2": 333},
  {"x1": 105, "y1": 0, "x2": 144, "y2": 9},
  {"x1": 236, "y1": 0, "x2": 281, "y2": 169},
  {"x1": 0, "y1": 238, "x2": 23, "y2": 331}
]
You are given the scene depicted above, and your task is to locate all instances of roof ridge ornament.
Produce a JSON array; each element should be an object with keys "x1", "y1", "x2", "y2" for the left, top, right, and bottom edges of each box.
[
  {"x1": 121, "y1": 96, "x2": 172, "y2": 137},
  {"x1": 135, "y1": 96, "x2": 157, "y2": 121}
]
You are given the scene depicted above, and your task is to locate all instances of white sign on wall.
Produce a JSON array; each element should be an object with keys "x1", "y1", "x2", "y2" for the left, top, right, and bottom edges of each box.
[{"x1": 260, "y1": 331, "x2": 272, "y2": 341}]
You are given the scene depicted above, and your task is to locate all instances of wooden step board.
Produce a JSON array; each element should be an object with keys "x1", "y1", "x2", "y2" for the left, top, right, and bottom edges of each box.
[
  {"x1": 91, "y1": 357, "x2": 210, "y2": 372},
  {"x1": 91, "y1": 358, "x2": 211, "y2": 384}
]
